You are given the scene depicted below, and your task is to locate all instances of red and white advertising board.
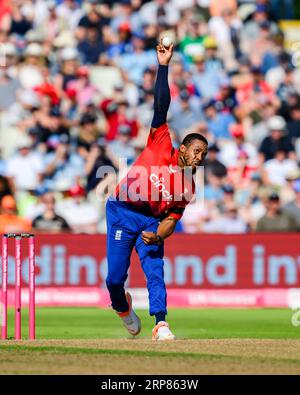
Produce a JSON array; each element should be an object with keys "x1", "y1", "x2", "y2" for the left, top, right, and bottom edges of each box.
[{"x1": 2, "y1": 234, "x2": 300, "y2": 307}]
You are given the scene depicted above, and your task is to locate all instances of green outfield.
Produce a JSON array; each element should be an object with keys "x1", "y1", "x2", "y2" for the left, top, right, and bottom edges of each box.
[
  {"x1": 3, "y1": 307, "x2": 300, "y2": 339},
  {"x1": 1, "y1": 308, "x2": 300, "y2": 374}
]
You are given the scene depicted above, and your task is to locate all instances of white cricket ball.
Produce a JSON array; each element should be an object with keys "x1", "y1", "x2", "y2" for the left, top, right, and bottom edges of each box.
[{"x1": 162, "y1": 37, "x2": 172, "y2": 48}]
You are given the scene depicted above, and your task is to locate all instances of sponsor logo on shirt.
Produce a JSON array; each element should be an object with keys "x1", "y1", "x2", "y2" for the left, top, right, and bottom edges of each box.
[{"x1": 149, "y1": 174, "x2": 173, "y2": 201}]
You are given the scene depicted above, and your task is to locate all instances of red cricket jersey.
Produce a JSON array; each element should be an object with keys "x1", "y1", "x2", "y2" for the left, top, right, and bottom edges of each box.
[{"x1": 115, "y1": 124, "x2": 195, "y2": 220}]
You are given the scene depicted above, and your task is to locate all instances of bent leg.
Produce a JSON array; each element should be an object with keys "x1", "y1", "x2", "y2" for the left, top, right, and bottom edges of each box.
[
  {"x1": 106, "y1": 200, "x2": 136, "y2": 312},
  {"x1": 135, "y1": 222, "x2": 167, "y2": 316}
]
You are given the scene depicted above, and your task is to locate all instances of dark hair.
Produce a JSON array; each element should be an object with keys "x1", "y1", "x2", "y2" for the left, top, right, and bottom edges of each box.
[{"x1": 181, "y1": 133, "x2": 208, "y2": 147}]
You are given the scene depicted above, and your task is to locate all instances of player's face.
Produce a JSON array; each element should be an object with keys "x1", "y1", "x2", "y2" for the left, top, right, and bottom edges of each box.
[{"x1": 180, "y1": 140, "x2": 208, "y2": 171}]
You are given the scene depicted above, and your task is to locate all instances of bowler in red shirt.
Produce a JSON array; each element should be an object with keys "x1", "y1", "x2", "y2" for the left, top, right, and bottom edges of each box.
[{"x1": 106, "y1": 40, "x2": 208, "y2": 341}]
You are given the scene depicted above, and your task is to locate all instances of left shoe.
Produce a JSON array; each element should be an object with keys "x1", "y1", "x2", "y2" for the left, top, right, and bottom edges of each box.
[
  {"x1": 116, "y1": 292, "x2": 141, "y2": 336},
  {"x1": 152, "y1": 321, "x2": 176, "y2": 341}
]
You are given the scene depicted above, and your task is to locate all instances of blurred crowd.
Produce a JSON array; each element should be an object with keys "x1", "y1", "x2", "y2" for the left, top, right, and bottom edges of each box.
[{"x1": 0, "y1": 0, "x2": 300, "y2": 234}]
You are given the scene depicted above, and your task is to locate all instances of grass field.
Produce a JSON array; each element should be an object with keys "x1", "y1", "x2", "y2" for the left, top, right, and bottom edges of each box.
[{"x1": 1, "y1": 307, "x2": 300, "y2": 374}]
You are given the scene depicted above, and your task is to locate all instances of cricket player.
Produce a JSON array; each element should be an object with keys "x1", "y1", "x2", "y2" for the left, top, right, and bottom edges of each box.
[{"x1": 106, "y1": 41, "x2": 208, "y2": 340}]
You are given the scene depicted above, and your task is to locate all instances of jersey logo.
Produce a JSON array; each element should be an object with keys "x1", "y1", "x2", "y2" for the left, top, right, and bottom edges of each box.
[
  {"x1": 115, "y1": 230, "x2": 123, "y2": 240},
  {"x1": 149, "y1": 174, "x2": 173, "y2": 201}
]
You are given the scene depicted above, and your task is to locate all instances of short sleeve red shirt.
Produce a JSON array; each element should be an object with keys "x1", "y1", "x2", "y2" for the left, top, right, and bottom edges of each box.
[{"x1": 115, "y1": 124, "x2": 195, "y2": 220}]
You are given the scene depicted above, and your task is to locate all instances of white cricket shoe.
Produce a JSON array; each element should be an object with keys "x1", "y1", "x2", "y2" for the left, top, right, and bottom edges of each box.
[
  {"x1": 152, "y1": 321, "x2": 176, "y2": 341},
  {"x1": 116, "y1": 292, "x2": 141, "y2": 336}
]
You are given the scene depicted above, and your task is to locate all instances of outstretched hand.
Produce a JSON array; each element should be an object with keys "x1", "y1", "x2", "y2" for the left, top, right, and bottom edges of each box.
[{"x1": 156, "y1": 39, "x2": 174, "y2": 66}]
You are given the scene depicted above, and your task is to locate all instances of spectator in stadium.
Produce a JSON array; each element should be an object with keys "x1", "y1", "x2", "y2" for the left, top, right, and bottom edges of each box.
[
  {"x1": 244, "y1": 99, "x2": 277, "y2": 147},
  {"x1": 266, "y1": 52, "x2": 293, "y2": 92},
  {"x1": 76, "y1": 0, "x2": 108, "y2": 41},
  {"x1": 203, "y1": 36, "x2": 224, "y2": 72},
  {"x1": 139, "y1": 0, "x2": 180, "y2": 27},
  {"x1": 280, "y1": 168, "x2": 300, "y2": 204},
  {"x1": 137, "y1": 67, "x2": 156, "y2": 104},
  {"x1": 77, "y1": 23, "x2": 105, "y2": 64},
  {"x1": 108, "y1": 124, "x2": 136, "y2": 165},
  {"x1": 276, "y1": 65, "x2": 299, "y2": 103},
  {"x1": 256, "y1": 192, "x2": 298, "y2": 232},
  {"x1": 6, "y1": 135, "x2": 44, "y2": 193},
  {"x1": 0, "y1": 195, "x2": 31, "y2": 234},
  {"x1": 280, "y1": 92, "x2": 300, "y2": 122},
  {"x1": 208, "y1": 7, "x2": 242, "y2": 69},
  {"x1": 136, "y1": 87, "x2": 155, "y2": 128},
  {"x1": 168, "y1": 54, "x2": 194, "y2": 100},
  {"x1": 35, "y1": 2, "x2": 63, "y2": 45},
  {"x1": 169, "y1": 89, "x2": 204, "y2": 141},
  {"x1": 204, "y1": 171, "x2": 224, "y2": 203},
  {"x1": 34, "y1": 106, "x2": 70, "y2": 151},
  {"x1": 241, "y1": 4, "x2": 278, "y2": 46},
  {"x1": 100, "y1": 97, "x2": 138, "y2": 141},
  {"x1": 179, "y1": 14, "x2": 206, "y2": 64},
  {"x1": 85, "y1": 137, "x2": 118, "y2": 193},
  {"x1": 66, "y1": 65, "x2": 99, "y2": 109},
  {"x1": 56, "y1": 184, "x2": 99, "y2": 234},
  {"x1": 110, "y1": 1, "x2": 141, "y2": 36},
  {"x1": 0, "y1": 40, "x2": 18, "y2": 70},
  {"x1": 7, "y1": 89, "x2": 40, "y2": 132},
  {"x1": 217, "y1": 184, "x2": 237, "y2": 213},
  {"x1": 18, "y1": 43, "x2": 46, "y2": 90},
  {"x1": 202, "y1": 202, "x2": 247, "y2": 233},
  {"x1": 203, "y1": 99, "x2": 235, "y2": 140},
  {"x1": 54, "y1": 47, "x2": 80, "y2": 94},
  {"x1": 283, "y1": 180, "x2": 300, "y2": 229},
  {"x1": 44, "y1": 134, "x2": 84, "y2": 191},
  {"x1": 238, "y1": 172, "x2": 266, "y2": 230},
  {"x1": 227, "y1": 150, "x2": 258, "y2": 189},
  {"x1": 236, "y1": 65, "x2": 277, "y2": 115},
  {"x1": 108, "y1": 21, "x2": 133, "y2": 58},
  {"x1": 192, "y1": 52, "x2": 225, "y2": 99},
  {"x1": 214, "y1": 77, "x2": 238, "y2": 115},
  {"x1": 262, "y1": 146, "x2": 298, "y2": 187},
  {"x1": 8, "y1": 0, "x2": 33, "y2": 36},
  {"x1": 76, "y1": 113, "x2": 100, "y2": 160},
  {"x1": 56, "y1": 0, "x2": 84, "y2": 31},
  {"x1": 287, "y1": 103, "x2": 300, "y2": 145},
  {"x1": 32, "y1": 191, "x2": 70, "y2": 233},
  {"x1": 219, "y1": 123, "x2": 259, "y2": 169},
  {"x1": 117, "y1": 32, "x2": 157, "y2": 85},
  {"x1": 0, "y1": 64, "x2": 21, "y2": 111},
  {"x1": 204, "y1": 143, "x2": 227, "y2": 180},
  {"x1": 259, "y1": 115, "x2": 295, "y2": 163}
]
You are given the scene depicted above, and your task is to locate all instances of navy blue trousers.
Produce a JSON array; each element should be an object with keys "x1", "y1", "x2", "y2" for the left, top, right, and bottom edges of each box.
[{"x1": 106, "y1": 198, "x2": 167, "y2": 316}]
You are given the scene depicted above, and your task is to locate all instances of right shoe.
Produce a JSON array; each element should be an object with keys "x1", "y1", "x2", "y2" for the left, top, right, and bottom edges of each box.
[
  {"x1": 116, "y1": 292, "x2": 141, "y2": 336},
  {"x1": 152, "y1": 321, "x2": 176, "y2": 341}
]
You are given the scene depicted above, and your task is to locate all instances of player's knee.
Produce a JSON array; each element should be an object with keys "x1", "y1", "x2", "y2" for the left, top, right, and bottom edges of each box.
[
  {"x1": 106, "y1": 268, "x2": 129, "y2": 285},
  {"x1": 106, "y1": 266, "x2": 128, "y2": 285}
]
